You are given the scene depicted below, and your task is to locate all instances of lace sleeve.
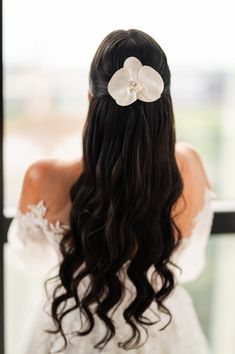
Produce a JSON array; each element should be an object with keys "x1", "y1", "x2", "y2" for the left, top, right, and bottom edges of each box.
[
  {"x1": 7, "y1": 200, "x2": 69, "y2": 275},
  {"x1": 172, "y1": 187, "x2": 216, "y2": 284}
]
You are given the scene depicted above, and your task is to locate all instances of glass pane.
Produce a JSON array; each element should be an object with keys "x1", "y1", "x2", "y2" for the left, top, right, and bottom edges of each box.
[
  {"x1": 185, "y1": 235, "x2": 235, "y2": 354},
  {"x1": 173, "y1": 71, "x2": 235, "y2": 201}
]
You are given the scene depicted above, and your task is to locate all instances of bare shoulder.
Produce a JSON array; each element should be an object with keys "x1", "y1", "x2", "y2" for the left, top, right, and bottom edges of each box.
[
  {"x1": 176, "y1": 141, "x2": 202, "y2": 165},
  {"x1": 18, "y1": 159, "x2": 54, "y2": 213},
  {"x1": 174, "y1": 142, "x2": 212, "y2": 238},
  {"x1": 175, "y1": 141, "x2": 211, "y2": 189},
  {"x1": 18, "y1": 158, "x2": 83, "y2": 221}
]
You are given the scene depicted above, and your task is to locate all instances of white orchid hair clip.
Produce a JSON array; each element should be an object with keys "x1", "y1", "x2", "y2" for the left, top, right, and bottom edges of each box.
[{"x1": 107, "y1": 56, "x2": 164, "y2": 106}]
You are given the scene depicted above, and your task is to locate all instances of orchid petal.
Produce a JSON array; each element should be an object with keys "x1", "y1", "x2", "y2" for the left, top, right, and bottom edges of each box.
[
  {"x1": 108, "y1": 67, "x2": 137, "y2": 106},
  {"x1": 123, "y1": 57, "x2": 142, "y2": 81},
  {"x1": 116, "y1": 90, "x2": 137, "y2": 106},
  {"x1": 137, "y1": 66, "x2": 164, "y2": 102}
]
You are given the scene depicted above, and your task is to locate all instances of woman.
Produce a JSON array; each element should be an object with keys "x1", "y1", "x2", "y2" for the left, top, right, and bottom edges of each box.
[{"x1": 8, "y1": 29, "x2": 214, "y2": 353}]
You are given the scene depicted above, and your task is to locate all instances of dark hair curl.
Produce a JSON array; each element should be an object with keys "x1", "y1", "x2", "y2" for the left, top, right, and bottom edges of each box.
[{"x1": 47, "y1": 29, "x2": 184, "y2": 352}]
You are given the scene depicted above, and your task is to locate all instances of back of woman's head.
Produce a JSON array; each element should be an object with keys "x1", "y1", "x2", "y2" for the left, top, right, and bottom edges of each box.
[{"x1": 49, "y1": 29, "x2": 183, "y2": 351}]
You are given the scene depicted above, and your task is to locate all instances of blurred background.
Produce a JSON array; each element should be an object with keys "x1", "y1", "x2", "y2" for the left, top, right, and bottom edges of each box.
[{"x1": 2, "y1": 0, "x2": 235, "y2": 353}]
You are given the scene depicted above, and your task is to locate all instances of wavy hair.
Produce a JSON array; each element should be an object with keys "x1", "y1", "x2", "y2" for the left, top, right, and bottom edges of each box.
[{"x1": 47, "y1": 29, "x2": 184, "y2": 351}]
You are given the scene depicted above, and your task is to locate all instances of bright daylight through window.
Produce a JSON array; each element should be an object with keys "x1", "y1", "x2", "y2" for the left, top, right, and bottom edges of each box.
[{"x1": 2, "y1": 1, "x2": 235, "y2": 354}]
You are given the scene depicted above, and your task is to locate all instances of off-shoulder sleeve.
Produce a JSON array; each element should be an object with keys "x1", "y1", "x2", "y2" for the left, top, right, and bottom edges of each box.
[
  {"x1": 172, "y1": 187, "x2": 216, "y2": 284},
  {"x1": 6, "y1": 200, "x2": 69, "y2": 275}
]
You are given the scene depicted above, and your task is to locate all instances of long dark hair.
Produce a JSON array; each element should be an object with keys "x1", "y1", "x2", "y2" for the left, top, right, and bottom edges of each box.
[{"x1": 47, "y1": 29, "x2": 184, "y2": 351}]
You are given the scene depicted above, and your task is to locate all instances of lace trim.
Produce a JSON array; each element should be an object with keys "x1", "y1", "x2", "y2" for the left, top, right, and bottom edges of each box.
[
  {"x1": 181, "y1": 186, "x2": 215, "y2": 245},
  {"x1": 171, "y1": 186, "x2": 215, "y2": 283},
  {"x1": 16, "y1": 200, "x2": 70, "y2": 249}
]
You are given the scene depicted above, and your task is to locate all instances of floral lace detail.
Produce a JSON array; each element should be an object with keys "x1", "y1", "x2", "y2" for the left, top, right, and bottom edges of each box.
[
  {"x1": 7, "y1": 200, "x2": 70, "y2": 274},
  {"x1": 16, "y1": 200, "x2": 70, "y2": 249},
  {"x1": 172, "y1": 187, "x2": 216, "y2": 283}
]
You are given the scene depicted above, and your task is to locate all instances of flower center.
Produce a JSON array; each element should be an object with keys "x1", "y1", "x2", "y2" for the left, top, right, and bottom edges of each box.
[{"x1": 129, "y1": 80, "x2": 143, "y2": 93}]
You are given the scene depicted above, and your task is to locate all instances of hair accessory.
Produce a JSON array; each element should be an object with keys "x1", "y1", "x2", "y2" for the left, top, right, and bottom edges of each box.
[{"x1": 107, "y1": 57, "x2": 164, "y2": 106}]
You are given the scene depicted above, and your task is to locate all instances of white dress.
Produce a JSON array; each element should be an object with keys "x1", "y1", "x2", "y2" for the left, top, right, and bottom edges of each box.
[{"x1": 7, "y1": 187, "x2": 215, "y2": 354}]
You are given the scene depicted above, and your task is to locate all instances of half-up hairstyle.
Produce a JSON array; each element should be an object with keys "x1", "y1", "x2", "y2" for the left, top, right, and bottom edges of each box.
[{"x1": 47, "y1": 29, "x2": 184, "y2": 351}]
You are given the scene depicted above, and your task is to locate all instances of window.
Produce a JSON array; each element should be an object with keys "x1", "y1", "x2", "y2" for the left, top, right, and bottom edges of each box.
[{"x1": 1, "y1": 1, "x2": 235, "y2": 353}]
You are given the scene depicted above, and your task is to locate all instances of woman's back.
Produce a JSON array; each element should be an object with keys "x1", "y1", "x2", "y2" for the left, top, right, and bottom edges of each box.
[{"x1": 18, "y1": 141, "x2": 212, "y2": 238}]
